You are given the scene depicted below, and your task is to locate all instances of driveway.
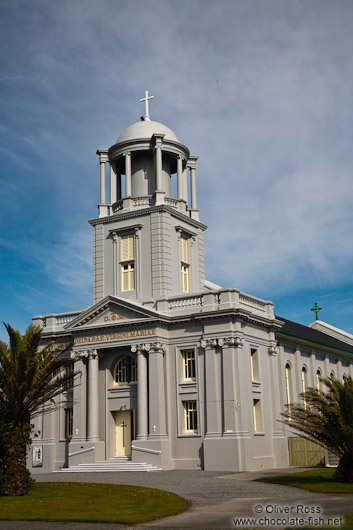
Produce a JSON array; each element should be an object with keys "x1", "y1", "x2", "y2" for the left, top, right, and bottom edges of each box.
[{"x1": 0, "y1": 468, "x2": 351, "y2": 530}]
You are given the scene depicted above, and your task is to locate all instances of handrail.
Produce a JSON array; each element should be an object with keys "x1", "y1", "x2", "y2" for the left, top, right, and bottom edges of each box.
[
  {"x1": 68, "y1": 447, "x2": 94, "y2": 457},
  {"x1": 131, "y1": 445, "x2": 161, "y2": 455}
]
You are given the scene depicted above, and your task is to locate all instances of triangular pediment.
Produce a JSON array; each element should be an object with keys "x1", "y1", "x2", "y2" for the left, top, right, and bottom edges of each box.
[{"x1": 64, "y1": 295, "x2": 161, "y2": 330}]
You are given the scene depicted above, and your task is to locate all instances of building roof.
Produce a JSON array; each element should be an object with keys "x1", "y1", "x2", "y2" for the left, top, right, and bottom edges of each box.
[
  {"x1": 275, "y1": 316, "x2": 353, "y2": 355},
  {"x1": 116, "y1": 120, "x2": 179, "y2": 144}
]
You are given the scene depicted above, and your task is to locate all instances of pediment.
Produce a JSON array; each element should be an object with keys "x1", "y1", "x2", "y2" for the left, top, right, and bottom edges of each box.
[{"x1": 64, "y1": 295, "x2": 160, "y2": 330}]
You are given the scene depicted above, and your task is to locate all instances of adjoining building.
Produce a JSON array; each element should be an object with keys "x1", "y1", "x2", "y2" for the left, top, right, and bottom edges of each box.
[{"x1": 31, "y1": 95, "x2": 353, "y2": 473}]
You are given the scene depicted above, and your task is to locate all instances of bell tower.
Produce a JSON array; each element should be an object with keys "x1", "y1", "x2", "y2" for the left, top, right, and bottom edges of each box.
[{"x1": 90, "y1": 92, "x2": 207, "y2": 305}]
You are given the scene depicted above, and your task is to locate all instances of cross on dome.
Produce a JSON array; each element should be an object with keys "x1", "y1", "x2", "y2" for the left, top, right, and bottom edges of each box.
[{"x1": 140, "y1": 90, "x2": 154, "y2": 121}]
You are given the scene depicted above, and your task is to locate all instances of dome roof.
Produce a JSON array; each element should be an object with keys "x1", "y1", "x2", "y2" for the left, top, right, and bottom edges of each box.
[{"x1": 117, "y1": 120, "x2": 179, "y2": 144}]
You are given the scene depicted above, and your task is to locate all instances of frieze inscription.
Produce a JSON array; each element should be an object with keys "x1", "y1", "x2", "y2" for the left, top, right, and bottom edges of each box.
[{"x1": 74, "y1": 329, "x2": 156, "y2": 344}]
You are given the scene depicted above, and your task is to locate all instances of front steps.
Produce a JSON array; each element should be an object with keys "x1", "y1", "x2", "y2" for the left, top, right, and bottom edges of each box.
[{"x1": 59, "y1": 456, "x2": 161, "y2": 473}]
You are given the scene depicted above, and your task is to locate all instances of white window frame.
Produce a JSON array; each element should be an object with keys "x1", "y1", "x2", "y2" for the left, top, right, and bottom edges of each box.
[
  {"x1": 120, "y1": 234, "x2": 135, "y2": 292},
  {"x1": 183, "y1": 400, "x2": 198, "y2": 433},
  {"x1": 182, "y1": 349, "x2": 196, "y2": 381}
]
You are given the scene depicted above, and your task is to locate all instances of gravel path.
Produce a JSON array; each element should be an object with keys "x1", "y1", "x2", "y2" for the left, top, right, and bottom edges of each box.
[{"x1": 0, "y1": 468, "x2": 351, "y2": 530}]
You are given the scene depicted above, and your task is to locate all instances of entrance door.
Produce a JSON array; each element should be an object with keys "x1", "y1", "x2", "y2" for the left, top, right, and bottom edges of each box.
[{"x1": 115, "y1": 410, "x2": 132, "y2": 456}]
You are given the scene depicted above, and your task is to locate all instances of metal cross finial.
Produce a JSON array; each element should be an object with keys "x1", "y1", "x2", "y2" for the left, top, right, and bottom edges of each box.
[
  {"x1": 140, "y1": 90, "x2": 154, "y2": 121},
  {"x1": 311, "y1": 302, "x2": 322, "y2": 320}
]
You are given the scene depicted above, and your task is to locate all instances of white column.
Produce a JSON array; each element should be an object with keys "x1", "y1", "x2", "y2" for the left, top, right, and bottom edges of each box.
[
  {"x1": 177, "y1": 156, "x2": 183, "y2": 200},
  {"x1": 87, "y1": 349, "x2": 100, "y2": 441},
  {"x1": 136, "y1": 348, "x2": 148, "y2": 439},
  {"x1": 190, "y1": 167, "x2": 197, "y2": 209},
  {"x1": 100, "y1": 160, "x2": 106, "y2": 204},
  {"x1": 182, "y1": 167, "x2": 188, "y2": 203},
  {"x1": 155, "y1": 145, "x2": 162, "y2": 191},
  {"x1": 96, "y1": 149, "x2": 108, "y2": 217},
  {"x1": 148, "y1": 344, "x2": 167, "y2": 437},
  {"x1": 124, "y1": 152, "x2": 132, "y2": 197},
  {"x1": 110, "y1": 164, "x2": 117, "y2": 205}
]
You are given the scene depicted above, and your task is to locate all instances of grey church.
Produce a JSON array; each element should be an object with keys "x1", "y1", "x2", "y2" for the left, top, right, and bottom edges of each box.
[{"x1": 31, "y1": 93, "x2": 353, "y2": 473}]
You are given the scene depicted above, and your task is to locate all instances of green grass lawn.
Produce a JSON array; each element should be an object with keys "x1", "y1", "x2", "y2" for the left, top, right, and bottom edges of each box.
[
  {"x1": 0, "y1": 482, "x2": 188, "y2": 524},
  {"x1": 258, "y1": 469, "x2": 353, "y2": 530},
  {"x1": 257, "y1": 468, "x2": 353, "y2": 494}
]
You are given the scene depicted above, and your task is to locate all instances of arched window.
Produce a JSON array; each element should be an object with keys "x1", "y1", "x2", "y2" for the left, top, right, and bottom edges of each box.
[
  {"x1": 301, "y1": 367, "x2": 307, "y2": 409},
  {"x1": 285, "y1": 363, "x2": 292, "y2": 417},
  {"x1": 316, "y1": 369, "x2": 322, "y2": 391},
  {"x1": 114, "y1": 355, "x2": 137, "y2": 385}
]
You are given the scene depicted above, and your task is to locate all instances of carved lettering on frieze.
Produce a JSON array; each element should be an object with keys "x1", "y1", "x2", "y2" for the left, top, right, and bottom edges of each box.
[{"x1": 104, "y1": 312, "x2": 126, "y2": 322}]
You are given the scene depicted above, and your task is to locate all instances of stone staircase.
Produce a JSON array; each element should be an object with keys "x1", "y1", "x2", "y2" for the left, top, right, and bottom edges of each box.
[{"x1": 58, "y1": 456, "x2": 161, "y2": 472}]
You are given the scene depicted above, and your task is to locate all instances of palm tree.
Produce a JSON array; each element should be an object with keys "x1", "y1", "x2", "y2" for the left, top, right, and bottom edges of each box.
[
  {"x1": 281, "y1": 375, "x2": 353, "y2": 482},
  {"x1": 0, "y1": 323, "x2": 75, "y2": 496}
]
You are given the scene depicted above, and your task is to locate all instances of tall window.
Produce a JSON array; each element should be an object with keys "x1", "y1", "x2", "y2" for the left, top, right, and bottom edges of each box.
[
  {"x1": 182, "y1": 349, "x2": 196, "y2": 380},
  {"x1": 285, "y1": 363, "x2": 292, "y2": 417},
  {"x1": 180, "y1": 236, "x2": 189, "y2": 293},
  {"x1": 250, "y1": 348, "x2": 259, "y2": 381},
  {"x1": 114, "y1": 355, "x2": 137, "y2": 385},
  {"x1": 301, "y1": 367, "x2": 307, "y2": 409},
  {"x1": 64, "y1": 362, "x2": 74, "y2": 390},
  {"x1": 253, "y1": 399, "x2": 263, "y2": 432},
  {"x1": 65, "y1": 408, "x2": 73, "y2": 438},
  {"x1": 121, "y1": 234, "x2": 135, "y2": 292},
  {"x1": 316, "y1": 369, "x2": 322, "y2": 391},
  {"x1": 184, "y1": 401, "x2": 198, "y2": 433}
]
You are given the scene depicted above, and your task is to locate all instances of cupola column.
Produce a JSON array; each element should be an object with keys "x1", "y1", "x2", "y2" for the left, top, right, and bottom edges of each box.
[
  {"x1": 96, "y1": 149, "x2": 108, "y2": 218},
  {"x1": 182, "y1": 167, "x2": 188, "y2": 203},
  {"x1": 188, "y1": 156, "x2": 199, "y2": 220},
  {"x1": 110, "y1": 164, "x2": 117, "y2": 206},
  {"x1": 124, "y1": 152, "x2": 132, "y2": 197},
  {"x1": 177, "y1": 155, "x2": 183, "y2": 200}
]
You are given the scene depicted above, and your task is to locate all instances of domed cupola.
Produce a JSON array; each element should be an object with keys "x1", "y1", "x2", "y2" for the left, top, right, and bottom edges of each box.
[{"x1": 96, "y1": 91, "x2": 199, "y2": 220}]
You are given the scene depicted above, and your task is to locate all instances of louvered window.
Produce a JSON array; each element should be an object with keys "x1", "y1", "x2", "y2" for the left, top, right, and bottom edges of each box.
[{"x1": 121, "y1": 234, "x2": 135, "y2": 292}]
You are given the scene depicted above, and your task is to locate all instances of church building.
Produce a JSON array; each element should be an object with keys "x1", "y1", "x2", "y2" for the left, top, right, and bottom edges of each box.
[{"x1": 31, "y1": 93, "x2": 353, "y2": 473}]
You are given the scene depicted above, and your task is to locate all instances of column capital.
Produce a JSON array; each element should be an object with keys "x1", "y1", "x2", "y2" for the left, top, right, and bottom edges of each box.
[
  {"x1": 96, "y1": 149, "x2": 109, "y2": 164},
  {"x1": 200, "y1": 335, "x2": 244, "y2": 349},
  {"x1": 187, "y1": 155, "x2": 199, "y2": 169},
  {"x1": 88, "y1": 348, "x2": 99, "y2": 360},
  {"x1": 152, "y1": 133, "x2": 165, "y2": 147},
  {"x1": 131, "y1": 342, "x2": 166, "y2": 354},
  {"x1": 223, "y1": 336, "x2": 245, "y2": 348},
  {"x1": 268, "y1": 340, "x2": 279, "y2": 356}
]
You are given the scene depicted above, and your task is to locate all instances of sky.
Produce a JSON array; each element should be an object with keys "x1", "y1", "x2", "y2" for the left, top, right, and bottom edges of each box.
[{"x1": 1, "y1": 0, "x2": 353, "y2": 341}]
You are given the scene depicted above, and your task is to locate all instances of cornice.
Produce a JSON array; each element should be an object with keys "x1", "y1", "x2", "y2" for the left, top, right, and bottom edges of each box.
[{"x1": 89, "y1": 204, "x2": 208, "y2": 230}]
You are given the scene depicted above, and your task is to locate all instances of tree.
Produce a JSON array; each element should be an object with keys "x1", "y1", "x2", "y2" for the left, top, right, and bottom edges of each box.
[
  {"x1": 0, "y1": 323, "x2": 75, "y2": 496},
  {"x1": 281, "y1": 375, "x2": 353, "y2": 482}
]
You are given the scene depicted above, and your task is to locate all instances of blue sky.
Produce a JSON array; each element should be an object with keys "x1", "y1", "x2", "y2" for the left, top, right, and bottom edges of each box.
[{"x1": 1, "y1": 0, "x2": 353, "y2": 340}]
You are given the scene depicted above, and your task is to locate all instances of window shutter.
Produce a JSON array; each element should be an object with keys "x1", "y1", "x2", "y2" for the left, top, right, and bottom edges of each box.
[
  {"x1": 181, "y1": 236, "x2": 188, "y2": 263},
  {"x1": 121, "y1": 235, "x2": 134, "y2": 261}
]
